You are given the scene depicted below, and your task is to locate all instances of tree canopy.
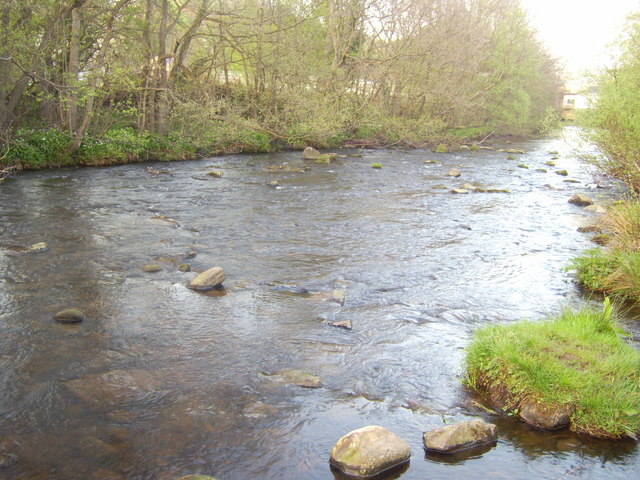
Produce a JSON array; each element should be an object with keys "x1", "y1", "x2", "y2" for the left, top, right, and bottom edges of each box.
[{"x1": 0, "y1": 0, "x2": 563, "y2": 167}]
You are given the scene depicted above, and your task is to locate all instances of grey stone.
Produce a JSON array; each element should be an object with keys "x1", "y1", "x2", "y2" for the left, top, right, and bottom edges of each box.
[
  {"x1": 423, "y1": 419, "x2": 498, "y2": 453},
  {"x1": 330, "y1": 426, "x2": 411, "y2": 478}
]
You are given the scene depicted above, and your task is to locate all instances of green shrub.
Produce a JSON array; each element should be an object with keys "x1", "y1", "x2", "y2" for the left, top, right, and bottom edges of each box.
[
  {"x1": 7, "y1": 128, "x2": 73, "y2": 168},
  {"x1": 568, "y1": 248, "x2": 617, "y2": 292}
]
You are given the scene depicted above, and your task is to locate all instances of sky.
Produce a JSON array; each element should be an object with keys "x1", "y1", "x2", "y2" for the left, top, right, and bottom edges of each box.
[{"x1": 520, "y1": 0, "x2": 640, "y2": 84}]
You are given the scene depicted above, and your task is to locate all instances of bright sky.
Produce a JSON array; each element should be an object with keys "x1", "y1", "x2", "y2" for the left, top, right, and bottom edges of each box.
[{"x1": 520, "y1": 0, "x2": 640, "y2": 83}]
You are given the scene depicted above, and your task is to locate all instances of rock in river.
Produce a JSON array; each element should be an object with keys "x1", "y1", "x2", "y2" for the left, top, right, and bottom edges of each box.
[
  {"x1": 330, "y1": 425, "x2": 411, "y2": 478},
  {"x1": 518, "y1": 401, "x2": 572, "y2": 430},
  {"x1": 52, "y1": 308, "x2": 85, "y2": 323},
  {"x1": 176, "y1": 476, "x2": 219, "y2": 480},
  {"x1": 64, "y1": 369, "x2": 162, "y2": 409},
  {"x1": 141, "y1": 263, "x2": 163, "y2": 273},
  {"x1": 273, "y1": 369, "x2": 323, "y2": 388},
  {"x1": 302, "y1": 146, "x2": 320, "y2": 159},
  {"x1": 568, "y1": 194, "x2": 594, "y2": 207},
  {"x1": 28, "y1": 242, "x2": 48, "y2": 253},
  {"x1": 447, "y1": 168, "x2": 461, "y2": 177},
  {"x1": 187, "y1": 267, "x2": 225, "y2": 291},
  {"x1": 423, "y1": 419, "x2": 498, "y2": 453}
]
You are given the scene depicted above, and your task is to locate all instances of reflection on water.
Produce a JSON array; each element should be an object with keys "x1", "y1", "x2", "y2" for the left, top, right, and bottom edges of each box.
[{"x1": 0, "y1": 127, "x2": 638, "y2": 479}]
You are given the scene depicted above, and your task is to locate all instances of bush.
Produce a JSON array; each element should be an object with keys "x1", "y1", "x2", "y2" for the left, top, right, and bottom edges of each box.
[{"x1": 7, "y1": 128, "x2": 73, "y2": 168}]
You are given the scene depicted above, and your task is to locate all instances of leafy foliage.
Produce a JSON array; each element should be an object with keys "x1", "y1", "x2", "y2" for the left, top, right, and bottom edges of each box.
[{"x1": 582, "y1": 14, "x2": 640, "y2": 190}]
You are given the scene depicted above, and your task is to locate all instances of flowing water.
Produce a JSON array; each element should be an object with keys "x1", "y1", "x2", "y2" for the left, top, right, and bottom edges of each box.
[{"x1": 0, "y1": 127, "x2": 639, "y2": 480}]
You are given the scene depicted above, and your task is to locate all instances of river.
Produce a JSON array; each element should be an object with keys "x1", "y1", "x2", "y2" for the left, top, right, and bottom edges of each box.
[{"x1": 0, "y1": 127, "x2": 638, "y2": 479}]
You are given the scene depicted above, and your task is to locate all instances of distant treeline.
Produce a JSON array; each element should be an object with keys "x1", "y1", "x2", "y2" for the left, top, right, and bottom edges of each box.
[{"x1": 0, "y1": 0, "x2": 562, "y2": 168}]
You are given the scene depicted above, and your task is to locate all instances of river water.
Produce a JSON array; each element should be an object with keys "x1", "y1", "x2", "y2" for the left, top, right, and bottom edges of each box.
[{"x1": 0, "y1": 127, "x2": 638, "y2": 479}]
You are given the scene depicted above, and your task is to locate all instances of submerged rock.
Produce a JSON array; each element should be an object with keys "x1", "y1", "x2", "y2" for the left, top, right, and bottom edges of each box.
[
  {"x1": 53, "y1": 308, "x2": 85, "y2": 323},
  {"x1": 518, "y1": 401, "x2": 572, "y2": 430},
  {"x1": 451, "y1": 188, "x2": 469, "y2": 194},
  {"x1": 447, "y1": 168, "x2": 461, "y2": 177},
  {"x1": 141, "y1": 263, "x2": 163, "y2": 273},
  {"x1": 302, "y1": 147, "x2": 320, "y2": 159},
  {"x1": 328, "y1": 319, "x2": 352, "y2": 330},
  {"x1": 176, "y1": 476, "x2": 219, "y2": 480},
  {"x1": 329, "y1": 289, "x2": 346, "y2": 306},
  {"x1": 64, "y1": 369, "x2": 162, "y2": 408},
  {"x1": 207, "y1": 170, "x2": 223, "y2": 178},
  {"x1": 556, "y1": 169, "x2": 569, "y2": 176},
  {"x1": 187, "y1": 267, "x2": 225, "y2": 291},
  {"x1": 568, "y1": 194, "x2": 594, "y2": 207},
  {"x1": 577, "y1": 225, "x2": 602, "y2": 233},
  {"x1": 28, "y1": 242, "x2": 48, "y2": 253},
  {"x1": 273, "y1": 369, "x2": 323, "y2": 388},
  {"x1": 423, "y1": 419, "x2": 498, "y2": 453},
  {"x1": 0, "y1": 452, "x2": 17, "y2": 469},
  {"x1": 178, "y1": 263, "x2": 191, "y2": 272},
  {"x1": 330, "y1": 426, "x2": 411, "y2": 478},
  {"x1": 585, "y1": 204, "x2": 607, "y2": 214}
]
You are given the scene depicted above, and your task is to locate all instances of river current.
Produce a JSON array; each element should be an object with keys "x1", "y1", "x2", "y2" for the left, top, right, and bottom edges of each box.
[{"x1": 0, "y1": 127, "x2": 638, "y2": 479}]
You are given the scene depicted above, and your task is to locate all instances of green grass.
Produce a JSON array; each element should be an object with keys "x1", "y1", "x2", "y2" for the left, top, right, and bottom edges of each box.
[
  {"x1": 465, "y1": 300, "x2": 640, "y2": 438},
  {"x1": 569, "y1": 199, "x2": 640, "y2": 303}
]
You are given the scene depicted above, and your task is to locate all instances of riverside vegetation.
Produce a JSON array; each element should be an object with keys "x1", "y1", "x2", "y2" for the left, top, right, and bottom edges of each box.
[
  {"x1": 570, "y1": 13, "x2": 640, "y2": 306},
  {"x1": 466, "y1": 11, "x2": 640, "y2": 441},
  {"x1": 0, "y1": 0, "x2": 561, "y2": 173}
]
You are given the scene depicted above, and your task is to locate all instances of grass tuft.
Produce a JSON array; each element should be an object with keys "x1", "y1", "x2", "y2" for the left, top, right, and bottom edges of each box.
[{"x1": 465, "y1": 300, "x2": 640, "y2": 438}]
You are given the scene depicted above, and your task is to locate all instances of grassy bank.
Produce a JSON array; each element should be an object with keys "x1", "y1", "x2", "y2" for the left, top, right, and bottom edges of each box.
[
  {"x1": 569, "y1": 199, "x2": 640, "y2": 303},
  {"x1": 0, "y1": 120, "x2": 489, "y2": 173},
  {"x1": 465, "y1": 300, "x2": 640, "y2": 438}
]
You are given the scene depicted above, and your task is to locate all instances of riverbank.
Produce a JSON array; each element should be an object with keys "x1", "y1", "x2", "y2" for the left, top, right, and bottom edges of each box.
[
  {"x1": 0, "y1": 123, "x2": 513, "y2": 175},
  {"x1": 569, "y1": 198, "x2": 640, "y2": 305}
]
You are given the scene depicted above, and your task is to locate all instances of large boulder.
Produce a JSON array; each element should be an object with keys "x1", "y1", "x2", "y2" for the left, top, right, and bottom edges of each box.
[
  {"x1": 517, "y1": 401, "x2": 572, "y2": 430},
  {"x1": 187, "y1": 267, "x2": 225, "y2": 291},
  {"x1": 423, "y1": 419, "x2": 498, "y2": 453},
  {"x1": 302, "y1": 147, "x2": 320, "y2": 159},
  {"x1": 330, "y1": 426, "x2": 411, "y2": 478}
]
